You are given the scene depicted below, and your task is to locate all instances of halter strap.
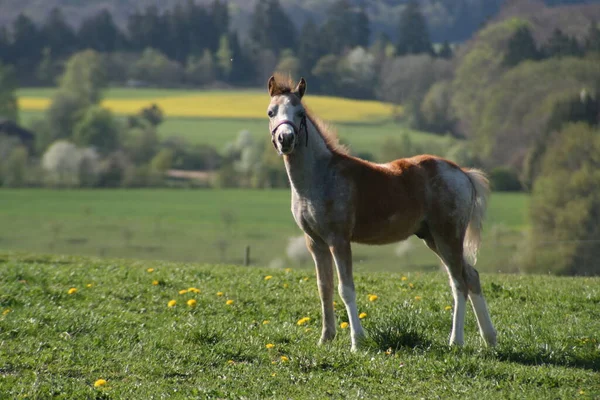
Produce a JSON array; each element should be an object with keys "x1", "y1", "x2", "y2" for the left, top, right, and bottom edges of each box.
[{"x1": 270, "y1": 115, "x2": 308, "y2": 151}]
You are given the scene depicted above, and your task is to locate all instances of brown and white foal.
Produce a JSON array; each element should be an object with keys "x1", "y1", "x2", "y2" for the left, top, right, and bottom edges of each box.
[{"x1": 266, "y1": 75, "x2": 497, "y2": 351}]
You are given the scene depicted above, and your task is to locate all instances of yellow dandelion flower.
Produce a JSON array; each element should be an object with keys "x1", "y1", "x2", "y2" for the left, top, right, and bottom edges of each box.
[
  {"x1": 283, "y1": 283, "x2": 289, "y2": 288},
  {"x1": 444, "y1": 305, "x2": 452, "y2": 311},
  {"x1": 227, "y1": 360, "x2": 235, "y2": 365},
  {"x1": 94, "y1": 379, "x2": 107, "y2": 387},
  {"x1": 188, "y1": 287, "x2": 200, "y2": 293},
  {"x1": 152, "y1": 280, "x2": 159, "y2": 286},
  {"x1": 385, "y1": 348, "x2": 393, "y2": 355},
  {"x1": 303, "y1": 277, "x2": 309, "y2": 281},
  {"x1": 340, "y1": 322, "x2": 349, "y2": 329},
  {"x1": 147, "y1": 268, "x2": 154, "y2": 273},
  {"x1": 285, "y1": 268, "x2": 292, "y2": 273},
  {"x1": 168, "y1": 300, "x2": 177, "y2": 307},
  {"x1": 226, "y1": 299, "x2": 234, "y2": 305},
  {"x1": 401, "y1": 276, "x2": 408, "y2": 281},
  {"x1": 179, "y1": 289, "x2": 188, "y2": 295},
  {"x1": 217, "y1": 291, "x2": 224, "y2": 296},
  {"x1": 368, "y1": 294, "x2": 378, "y2": 302},
  {"x1": 263, "y1": 320, "x2": 270, "y2": 325},
  {"x1": 414, "y1": 296, "x2": 422, "y2": 301},
  {"x1": 2, "y1": 309, "x2": 11, "y2": 315},
  {"x1": 280, "y1": 356, "x2": 289, "y2": 362},
  {"x1": 86, "y1": 283, "x2": 93, "y2": 288},
  {"x1": 297, "y1": 317, "x2": 311, "y2": 326},
  {"x1": 579, "y1": 390, "x2": 585, "y2": 395},
  {"x1": 409, "y1": 283, "x2": 414, "y2": 289},
  {"x1": 266, "y1": 343, "x2": 275, "y2": 349},
  {"x1": 359, "y1": 312, "x2": 367, "y2": 319},
  {"x1": 264, "y1": 275, "x2": 273, "y2": 280},
  {"x1": 305, "y1": 328, "x2": 312, "y2": 333},
  {"x1": 68, "y1": 288, "x2": 77, "y2": 295},
  {"x1": 187, "y1": 299, "x2": 197, "y2": 307},
  {"x1": 271, "y1": 372, "x2": 277, "y2": 376}
]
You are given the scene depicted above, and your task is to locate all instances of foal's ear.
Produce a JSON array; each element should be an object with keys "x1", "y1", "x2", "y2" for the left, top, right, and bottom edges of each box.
[
  {"x1": 294, "y1": 77, "x2": 307, "y2": 99},
  {"x1": 267, "y1": 75, "x2": 276, "y2": 97}
]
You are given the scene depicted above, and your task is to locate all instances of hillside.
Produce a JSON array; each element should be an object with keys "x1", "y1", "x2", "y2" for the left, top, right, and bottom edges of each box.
[
  {"x1": 0, "y1": 253, "x2": 598, "y2": 398},
  {"x1": 1, "y1": 0, "x2": 591, "y2": 43}
]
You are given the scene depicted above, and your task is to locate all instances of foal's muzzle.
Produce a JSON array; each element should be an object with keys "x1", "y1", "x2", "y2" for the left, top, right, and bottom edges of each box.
[{"x1": 270, "y1": 116, "x2": 307, "y2": 155}]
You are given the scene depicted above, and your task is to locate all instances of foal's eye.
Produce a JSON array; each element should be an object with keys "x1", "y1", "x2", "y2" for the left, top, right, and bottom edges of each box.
[{"x1": 267, "y1": 110, "x2": 274, "y2": 118}]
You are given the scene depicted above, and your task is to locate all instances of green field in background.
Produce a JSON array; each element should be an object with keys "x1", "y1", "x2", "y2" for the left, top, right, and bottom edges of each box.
[{"x1": 0, "y1": 189, "x2": 528, "y2": 273}]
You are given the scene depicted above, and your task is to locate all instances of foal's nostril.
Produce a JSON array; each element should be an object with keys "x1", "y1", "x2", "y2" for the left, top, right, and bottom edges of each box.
[{"x1": 278, "y1": 135, "x2": 284, "y2": 144}]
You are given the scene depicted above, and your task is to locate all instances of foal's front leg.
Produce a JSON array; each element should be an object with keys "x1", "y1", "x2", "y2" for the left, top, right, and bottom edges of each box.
[
  {"x1": 306, "y1": 235, "x2": 336, "y2": 344},
  {"x1": 330, "y1": 240, "x2": 365, "y2": 351}
]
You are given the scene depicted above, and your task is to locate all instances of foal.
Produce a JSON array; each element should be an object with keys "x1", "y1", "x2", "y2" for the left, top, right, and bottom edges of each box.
[{"x1": 266, "y1": 75, "x2": 497, "y2": 351}]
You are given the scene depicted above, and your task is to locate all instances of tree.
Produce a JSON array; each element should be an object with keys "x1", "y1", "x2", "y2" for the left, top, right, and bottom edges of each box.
[
  {"x1": 541, "y1": 28, "x2": 582, "y2": 59},
  {"x1": 59, "y1": 50, "x2": 107, "y2": 105},
  {"x1": 216, "y1": 35, "x2": 233, "y2": 79},
  {"x1": 275, "y1": 50, "x2": 300, "y2": 80},
  {"x1": 42, "y1": 8, "x2": 78, "y2": 58},
  {"x1": 78, "y1": 10, "x2": 125, "y2": 53},
  {"x1": 437, "y1": 41, "x2": 453, "y2": 59},
  {"x1": 312, "y1": 54, "x2": 341, "y2": 95},
  {"x1": 250, "y1": 0, "x2": 296, "y2": 54},
  {"x1": 297, "y1": 18, "x2": 324, "y2": 79},
  {"x1": 337, "y1": 47, "x2": 376, "y2": 99},
  {"x1": 2, "y1": 146, "x2": 28, "y2": 187},
  {"x1": 584, "y1": 21, "x2": 600, "y2": 54},
  {"x1": 186, "y1": 50, "x2": 216, "y2": 85},
  {"x1": 131, "y1": 48, "x2": 183, "y2": 85},
  {"x1": 9, "y1": 14, "x2": 43, "y2": 82},
  {"x1": 41, "y1": 91, "x2": 87, "y2": 151},
  {"x1": 503, "y1": 25, "x2": 540, "y2": 66},
  {"x1": 396, "y1": 1, "x2": 433, "y2": 56},
  {"x1": 73, "y1": 106, "x2": 120, "y2": 155},
  {"x1": 41, "y1": 140, "x2": 81, "y2": 187},
  {"x1": 527, "y1": 123, "x2": 600, "y2": 275},
  {"x1": 0, "y1": 62, "x2": 19, "y2": 122},
  {"x1": 320, "y1": 0, "x2": 370, "y2": 54}
]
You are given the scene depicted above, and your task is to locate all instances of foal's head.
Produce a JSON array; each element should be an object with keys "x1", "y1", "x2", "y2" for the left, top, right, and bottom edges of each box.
[{"x1": 266, "y1": 75, "x2": 307, "y2": 155}]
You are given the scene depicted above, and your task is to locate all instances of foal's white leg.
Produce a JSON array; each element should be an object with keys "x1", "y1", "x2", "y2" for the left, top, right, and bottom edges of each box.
[
  {"x1": 306, "y1": 235, "x2": 336, "y2": 344},
  {"x1": 450, "y1": 278, "x2": 467, "y2": 346},
  {"x1": 330, "y1": 241, "x2": 365, "y2": 351},
  {"x1": 469, "y1": 293, "x2": 497, "y2": 346}
]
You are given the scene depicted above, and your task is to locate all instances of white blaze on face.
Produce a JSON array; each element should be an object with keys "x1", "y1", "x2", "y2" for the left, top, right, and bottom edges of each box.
[{"x1": 268, "y1": 94, "x2": 304, "y2": 154}]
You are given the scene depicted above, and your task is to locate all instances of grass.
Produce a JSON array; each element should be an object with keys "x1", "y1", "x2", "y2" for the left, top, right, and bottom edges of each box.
[
  {"x1": 0, "y1": 189, "x2": 528, "y2": 274},
  {"x1": 0, "y1": 252, "x2": 598, "y2": 398}
]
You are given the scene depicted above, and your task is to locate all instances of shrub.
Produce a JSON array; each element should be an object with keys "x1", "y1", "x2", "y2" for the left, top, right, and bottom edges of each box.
[{"x1": 489, "y1": 167, "x2": 523, "y2": 192}]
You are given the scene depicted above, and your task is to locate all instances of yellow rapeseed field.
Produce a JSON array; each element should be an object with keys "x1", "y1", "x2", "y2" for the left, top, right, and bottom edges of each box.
[{"x1": 18, "y1": 92, "x2": 397, "y2": 123}]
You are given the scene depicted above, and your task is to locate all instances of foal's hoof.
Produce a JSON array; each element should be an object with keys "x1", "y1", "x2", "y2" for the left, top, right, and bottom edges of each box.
[
  {"x1": 483, "y1": 331, "x2": 497, "y2": 347},
  {"x1": 318, "y1": 331, "x2": 336, "y2": 346}
]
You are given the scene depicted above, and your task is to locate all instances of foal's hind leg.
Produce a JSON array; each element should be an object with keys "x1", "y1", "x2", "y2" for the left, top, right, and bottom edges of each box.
[
  {"x1": 422, "y1": 234, "x2": 469, "y2": 346},
  {"x1": 306, "y1": 235, "x2": 336, "y2": 344},
  {"x1": 465, "y1": 265, "x2": 497, "y2": 346}
]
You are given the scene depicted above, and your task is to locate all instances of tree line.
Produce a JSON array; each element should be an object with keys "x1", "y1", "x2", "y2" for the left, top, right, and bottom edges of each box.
[{"x1": 0, "y1": 0, "x2": 449, "y2": 98}]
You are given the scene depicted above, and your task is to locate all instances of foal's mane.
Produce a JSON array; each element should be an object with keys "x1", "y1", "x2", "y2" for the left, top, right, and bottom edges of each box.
[{"x1": 271, "y1": 74, "x2": 349, "y2": 155}]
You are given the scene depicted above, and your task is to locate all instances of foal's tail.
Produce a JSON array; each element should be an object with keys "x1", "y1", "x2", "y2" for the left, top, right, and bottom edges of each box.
[{"x1": 463, "y1": 168, "x2": 490, "y2": 265}]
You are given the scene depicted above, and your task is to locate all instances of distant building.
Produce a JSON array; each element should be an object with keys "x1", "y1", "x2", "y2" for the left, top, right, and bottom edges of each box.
[{"x1": 0, "y1": 118, "x2": 35, "y2": 150}]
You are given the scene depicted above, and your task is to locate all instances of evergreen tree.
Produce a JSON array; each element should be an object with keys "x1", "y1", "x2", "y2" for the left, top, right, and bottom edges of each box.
[
  {"x1": 396, "y1": 1, "x2": 433, "y2": 56},
  {"x1": 297, "y1": 18, "x2": 323, "y2": 79},
  {"x1": 438, "y1": 41, "x2": 453, "y2": 59},
  {"x1": 320, "y1": 0, "x2": 368, "y2": 54},
  {"x1": 42, "y1": 8, "x2": 78, "y2": 58},
  {"x1": 127, "y1": 6, "x2": 167, "y2": 53},
  {"x1": 585, "y1": 21, "x2": 600, "y2": 54},
  {"x1": 542, "y1": 28, "x2": 582, "y2": 58},
  {"x1": 216, "y1": 35, "x2": 233, "y2": 79},
  {"x1": 228, "y1": 32, "x2": 253, "y2": 85},
  {"x1": 250, "y1": 0, "x2": 296, "y2": 54},
  {"x1": 210, "y1": 0, "x2": 230, "y2": 51},
  {"x1": 503, "y1": 26, "x2": 540, "y2": 66},
  {"x1": 78, "y1": 10, "x2": 125, "y2": 53},
  {"x1": 0, "y1": 27, "x2": 10, "y2": 64},
  {"x1": 9, "y1": 14, "x2": 44, "y2": 82},
  {"x1": 0, "y1": 62, "x2": 19, "y2": 122}
]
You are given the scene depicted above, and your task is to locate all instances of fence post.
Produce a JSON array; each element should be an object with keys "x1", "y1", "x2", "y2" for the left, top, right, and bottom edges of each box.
[{"x1": 244, "y1": 245, "x2": 250, "y2": 266}]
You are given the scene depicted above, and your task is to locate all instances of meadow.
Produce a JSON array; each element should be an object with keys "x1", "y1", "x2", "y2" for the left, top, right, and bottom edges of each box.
[
  {"x1": 17, "y1": 88, "x2": 452, "y2": 156},
  {"x1": 0, "y1": 253, "x2": 598, "y2": 398},
  {"x1": 0, "y1": 189, "x2": 528, "y2": 274}
]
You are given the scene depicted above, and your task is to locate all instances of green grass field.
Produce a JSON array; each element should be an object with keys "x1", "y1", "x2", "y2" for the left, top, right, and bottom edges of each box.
[
  {"x1": 0, "y1": 189, "x2": 528, "y2": 274},
  {"x1": 1, "y1": 253, "x2": 598, "y2": 398}
]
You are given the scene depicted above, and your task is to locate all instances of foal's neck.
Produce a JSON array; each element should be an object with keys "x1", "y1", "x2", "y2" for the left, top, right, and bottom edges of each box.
[{"x1": 283, "y1": 119, "x2": 332, "y2": 196}]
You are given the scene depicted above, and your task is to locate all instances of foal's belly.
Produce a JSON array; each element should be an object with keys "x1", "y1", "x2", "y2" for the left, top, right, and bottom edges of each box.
[{"x1": 351, "y1": 213, "x2": 422, "y2": 245}]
